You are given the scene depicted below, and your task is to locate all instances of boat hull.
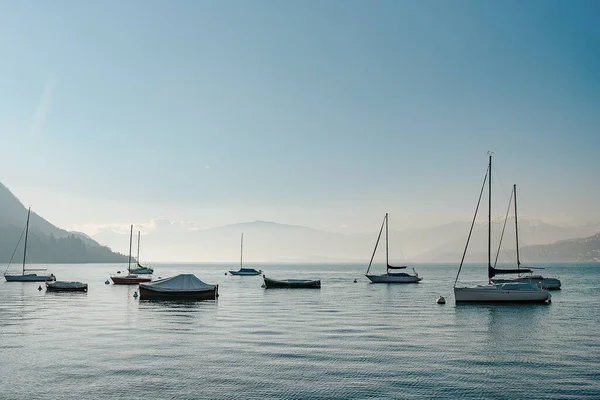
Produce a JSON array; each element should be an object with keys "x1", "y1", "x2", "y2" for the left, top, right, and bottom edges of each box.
[
  {"x1": 5, "y1": 274, "x2": 56, "y2": 282},
  {"x1": 139, "y1": 285, "x2": 218, "y2": 300},
  {"x1": 229, "y1": 270, "x2": 261, "y2": 276},
  {"x1": 454, "y1": 285, "x2": 550, "y2": 303},
  {"x1": 263, "y1": 277, "x2": 321, "y2": 289},
  {"x1": 491, "y1": 276, "x2": 561, "y2": 290},
  {"x1": 110, "y1": 275, "x2": 152, "y2": 285},
  {"x1": 46, "y1": 282, "x2": 88, "y2": 292},
  {"x1": 129, "y1": 269, "x2": 153, "y2": 275},
  {"x1": 366, "y1": 274, "x2": 422, "y2": 283}
]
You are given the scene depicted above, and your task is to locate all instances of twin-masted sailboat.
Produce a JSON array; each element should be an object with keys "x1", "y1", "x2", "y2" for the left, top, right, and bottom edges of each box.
[
  {"x1": 365, "y1": 213, "x2": 422, "y2": 283},
  {"x1": 4, "y1": 208, "x2": 56, "y2": 282},
  {"x1": 453, "y1": 154, "x2": 551, "y2": 303},
  {"x1": 128, "y1": 231, "x2": 154, "y2": 275},
  {"x1": 110, "y1": 225, "x2": 152, "y2": 285}
]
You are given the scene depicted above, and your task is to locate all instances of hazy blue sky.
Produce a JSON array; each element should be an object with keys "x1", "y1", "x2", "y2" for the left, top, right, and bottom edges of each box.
[{"x1": 1, "y1": 0, "x2": 599, "y2": 236}]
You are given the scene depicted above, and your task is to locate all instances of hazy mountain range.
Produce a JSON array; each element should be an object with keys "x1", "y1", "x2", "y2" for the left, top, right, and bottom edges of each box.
[
  {"x1": 93, "y1": 218, "x2": 600, "y2": 264},
  {"x1": 0, "y1": 183, "x2": 128, "y2": 264},
  {"x1": 1, "y1": 182, "x2": 599, "y2": 264}
]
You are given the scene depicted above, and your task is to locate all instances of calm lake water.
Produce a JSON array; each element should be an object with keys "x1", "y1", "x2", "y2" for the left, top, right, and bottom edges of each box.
[{"x1": 1, "y1": 263, "x2": 599, "y2": 399}]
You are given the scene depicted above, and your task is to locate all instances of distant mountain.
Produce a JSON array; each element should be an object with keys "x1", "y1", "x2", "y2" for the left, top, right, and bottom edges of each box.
[
  {"x1": 90, "y1": 217, "x2": 600, "y2": 263},
  {"x1": 0, "y1": 183, "x2": 128, "y2": 264},
  {"x1": 519, "y1": 233, "x2": 600, "y2": 262}
]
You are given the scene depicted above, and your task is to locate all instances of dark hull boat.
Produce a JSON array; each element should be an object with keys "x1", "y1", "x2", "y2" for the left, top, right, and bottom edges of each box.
[
  {"x1": 139, "y1": 274, "x2": 218, "y2": 301},
  {"x1": 5, "y1": 273, "x2": 55, "y2": 282},
  {"x1": 110, "y1": 275, "x2": 152, "y2": 285},
  {"x1": 228, "y1": 233, "x2": 262, "y2": 276},
  {"x1": 46, "y1": 281, "x2": 88, "y2": 292},
  {"x1": 263, "y1": 276, "x2": 321, "y2": 289}
]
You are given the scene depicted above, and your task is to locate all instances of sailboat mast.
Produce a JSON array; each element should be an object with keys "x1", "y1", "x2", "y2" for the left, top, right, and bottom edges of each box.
[
  {"x1": 385, "y1": 213, "x2": 389, "y2": 267},
  {"x1": 22, "y1": 207, "x2": 31, "y2": 274},
  {"x1": 240, "y1": 233, "x2": 244, "y2": 269},
  {"x1": 137, "y1": 231, "x2": 141, "y2": 263},
  {"x1": 128, "y1": 225, "x2": 133, "y2": 273},
  {"x1": 488, "y1": 154, "x2": 492, "y2": 282},
  {"x1": 514, "y1": 184, "x2": 521, "y2": 269}
]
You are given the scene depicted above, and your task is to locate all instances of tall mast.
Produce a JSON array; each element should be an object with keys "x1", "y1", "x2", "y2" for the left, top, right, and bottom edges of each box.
[
  {"x1": 22, "y1": 207, "x2": 31, "y2": 274},
  {"x1": 514, "y1": 184, "x2": 521, "y2": 269},
  {"x1": 137, "y1": 231, "x2": 141, "y2": 263},
  {"x1": 128, "y1": 225, "x2": 133, "y2": 273},
  {"x1": 488, "y1": 154, "x2": 492, "y2": 282},
  {"x1": 240, "y1": 233, "x2": 244, "y2": 269},
  {"x1": 385, "y1": 213, "x2": 389, "y2": 267}
]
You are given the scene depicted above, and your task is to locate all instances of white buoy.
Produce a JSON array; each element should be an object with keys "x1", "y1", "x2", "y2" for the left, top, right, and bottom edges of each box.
[
  {"x1": 133, "y1": 291, "x2": 139, "y2": 298},
  {"x1": 105, "y1": 279, "x2": 110, "y2": 285},
  {"x1": 437, "y1": 296, "x2": 446, "y2": 304}
]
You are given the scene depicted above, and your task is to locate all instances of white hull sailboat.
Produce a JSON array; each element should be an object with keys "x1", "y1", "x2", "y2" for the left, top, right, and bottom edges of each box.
[
  {"x1": 491, "y1": 275, "x2": 561, "y2": 290},
  {"x1": 453, "y1": 154, "x2": 550, "y2": 303},
  {"x1": 365, "y1": 213, "x2": 421, "y2": 284},
  {"x1": 4, "y1": 208, "x2": 56, "y2": 282},
  {"x1": 128, "y1": 231, "x2": 154, "y2": 275},
  {"x1": 490, "y1": 184, "x2": 561, "y2": 290}
]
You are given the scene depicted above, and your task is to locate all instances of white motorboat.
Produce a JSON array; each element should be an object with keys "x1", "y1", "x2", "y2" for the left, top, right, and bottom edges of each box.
[{"x1": 453, "y1": 154, "x2": 550, "y2": 303}]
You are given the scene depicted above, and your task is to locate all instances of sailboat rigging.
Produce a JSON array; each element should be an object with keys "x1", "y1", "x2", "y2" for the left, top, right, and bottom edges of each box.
[
  {"x1": 129, "y1": 231, "x2": 153, "y2": 274},
  {"x1": 365, "y1": 213, "x2": 421, "y2": 283},
  {"x1": 110, "y1": 225, "x2": 152, "y2": 284},
  {"x1": 453, "y1": 154, "x2": 551, "y2": 303},
  {"x1": 4, "y1": 208, "x2": 56, "y2": 282},
  {"x1": 490, "y1": 185, "x2": 562, "y2": 289},
  {"x1": 228, "y1": 233, "x2": 262, "y2": 276}
]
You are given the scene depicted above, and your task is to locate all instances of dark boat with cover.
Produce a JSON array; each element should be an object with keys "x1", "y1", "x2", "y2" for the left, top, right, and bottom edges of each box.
[{"x1": 139, "y1": 274, "x2": 218, "y2": 300}]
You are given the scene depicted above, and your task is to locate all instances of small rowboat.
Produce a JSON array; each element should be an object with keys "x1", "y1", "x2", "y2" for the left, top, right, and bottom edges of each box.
[
  {"x1": 46, "y1": 281, "x2": 88, "y2": 292},
  {"x1": 263, "y1": 276, "x2": 321, "y2": 289}
]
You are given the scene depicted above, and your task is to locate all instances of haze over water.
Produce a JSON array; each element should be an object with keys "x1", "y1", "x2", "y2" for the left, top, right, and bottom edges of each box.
[{"x1": 1, "y1": 263, "x2": 599, "y2": 399}]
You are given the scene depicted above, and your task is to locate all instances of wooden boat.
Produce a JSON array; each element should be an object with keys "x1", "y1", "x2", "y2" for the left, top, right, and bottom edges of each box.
[
  {"x1": 110, "y1": 225, "x2": 152, "y2": 285},
  {"x1": 365, "y1": 213, "x2": 421, "y2": 283},
  {"x1": 46, "y1": 281, "x2": 88, "y2": 292},
  {"x1": 229, "y1": 233, "x2": 262, "y2": 276},
  {"x1": 453, "y1": 154, "x2": 551, "y2": 303},
  {"x1": 139, "y1": 274, "x2": 218, "y2": 300},
  {"x1": 490, "y1": 184, "x2": 561, "y2": 290},
  {"x1": 4, "y1": 208, "x2": 56, "y2": 282},
  {"x1": 263, "y1": 276, "x2": 321, "y2": 289},
  {"x1": 128, "y1": 231, "x2": 154, "y2": 274}
]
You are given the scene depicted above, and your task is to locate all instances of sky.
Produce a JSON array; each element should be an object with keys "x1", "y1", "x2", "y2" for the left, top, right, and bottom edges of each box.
[{"x1": 1, "y1": 0, "x2": 599, "y2": 242}]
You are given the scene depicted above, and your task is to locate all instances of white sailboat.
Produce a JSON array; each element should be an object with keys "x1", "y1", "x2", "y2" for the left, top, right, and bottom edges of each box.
[
  {"x1": 129, "y1": 231, "x2": 154, "y2": 275},
  {"x1": 365, "y1": 213, "x2": 421, "y2": 283},
  {"x1": 453, "y1": 154, "x2": 551, "y2": 303},
  {"x1": 4, "y1": 208, "x2": 56, "y2": 282},
  {"x1": 490, "y1": 184, "x2": 561, "y2": 290}
]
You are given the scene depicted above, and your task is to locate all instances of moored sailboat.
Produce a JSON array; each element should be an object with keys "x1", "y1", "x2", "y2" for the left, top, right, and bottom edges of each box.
[
  {"x1": 110, "y1": 225, "x2": 152, "y2": 285},
  {"x1": 365, "y1": 213, "x2": 421, "y2": 283},
  {"x1": 4, "y1": 208, "x2": 56, "y2": 282},
  {"x1": 453, "y1": 154, "x2": 551, "y2": 303},
  {"x1": 229, "y1": 233, "x2": 262, "y2": 276},
  {"x1": 129, "y1": 231, "x2": 154, "y2": 275},
  {"x1": 490, "y1": 185, "x2": 562, "y2": 290}
]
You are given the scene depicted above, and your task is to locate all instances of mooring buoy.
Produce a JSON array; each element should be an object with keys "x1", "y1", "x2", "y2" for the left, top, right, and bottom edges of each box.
[{"x1": 437, "y1": 296, "x2": 446, "y2": 304}]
